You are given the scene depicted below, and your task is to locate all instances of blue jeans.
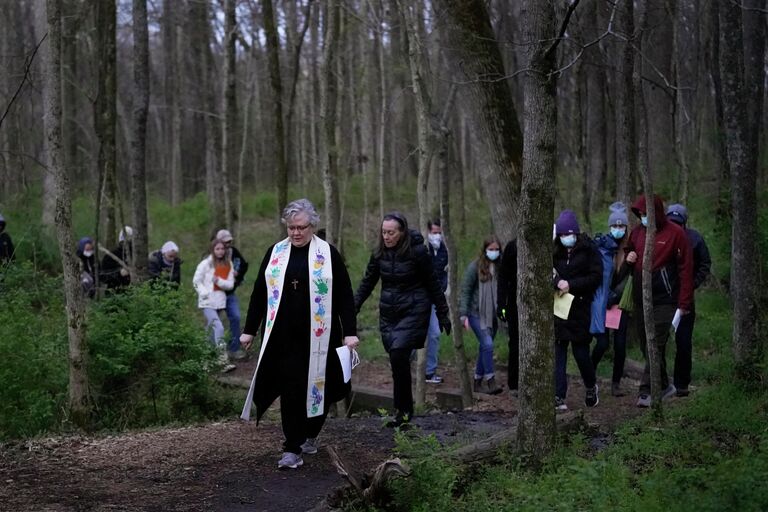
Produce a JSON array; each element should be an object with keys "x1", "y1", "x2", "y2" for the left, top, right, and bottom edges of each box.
[
  {"x1": 468, "y1": 315, "x2": 496, "y2": 379},
  {"x1": 426, "y1": 306, "x2": 441, "y2": 375},
  {"x1": 225, "y1": 293, "x2": 242, "y2": 353},
  {"x1": 555, "y1": 340, "x2": 596, "y2": 399},
  {"x1": 202, "y1": 308, "x2": 225, "y2": 348}
]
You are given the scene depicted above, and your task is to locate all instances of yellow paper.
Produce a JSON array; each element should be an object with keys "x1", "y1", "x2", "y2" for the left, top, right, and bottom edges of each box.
[{"x1": 553, "y1": 292, "x2": 575, "y2": 320}]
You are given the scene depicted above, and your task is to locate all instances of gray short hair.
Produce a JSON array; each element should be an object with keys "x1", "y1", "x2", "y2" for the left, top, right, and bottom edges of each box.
[{"x1": 281, "y1": 198, "x2": 320, "y2": 226}]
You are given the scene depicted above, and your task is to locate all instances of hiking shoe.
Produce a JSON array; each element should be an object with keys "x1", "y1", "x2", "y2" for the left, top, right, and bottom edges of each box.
[
  {"x1": 220, "y1": 362, "x2": 236, "y2": 373},
  {"x1": 661, "y1": 384, "x2": 677, "y2": 401},
  {"x1": 555, "y1": 397, "x2": 568, "y2": 412},
  {"x1": 425, "y1": 374, "x2": 443, "y2": 384},
  {"x1": 636, "y1": 394, "x2": 651, "y2": 408},
  {"x1": 278, "y1": 452, "x2": 303, "y2": 470},
  {"x1": 675, "y1": 387, "x2": 690, "y2": 397},
  {"x1": 611, "y1": 382, "x2": 625, "y2": 397},
  {"x1": 473, "y1": 378, "x2": 483, "y2": 393},
  {"x1": 484, "y1": 376, "x2": 503, "y2": 395},
  {"x1": 300, "y1": 438, "x2": 318, "y2": 455},
  {"x1": 585, "y1": 384, "x2": 599, "y2": 407}
]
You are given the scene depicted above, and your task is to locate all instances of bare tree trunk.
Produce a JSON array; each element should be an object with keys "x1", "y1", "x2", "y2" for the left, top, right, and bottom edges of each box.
[
  {"x1": 516, "y1": 0, "x2": 557, "y2": 463},
  {"x1": 322, "y1": 0, "x2": 341, "y2": 245},
  {"x1": 95, "y1": 0, "x2": 117, "y2": 249},
  {"x1": 708, "y1": 0, "x2": 729, "y2": 214},
  {"x1": 672, "y1": 0, "x2": 697, "y2": 205},
  {"x1": 743, "y1": 0, "x2": 766, "y2": 159},
  {"x1": 719, "y1": 0, "x2": 761, "y2": 381},
  {"x1": 285, "y1": 0, "x2": 314, "y2": 182},
  {"x1": 375, "y1": 1, "x2": 387, "y2": 221},
  {"x1": 635, "y1": 0, "x2": 663, "y2": 420},
  {"x1": 35, "y1": 0, "x2": 57, "y2": 227},
  {"x1": 261, "y1": 0, "x2": 288, "y2": 231},
  {"x1": 131, "y1": 0, "x2": 149, "y2": 282},
  {"x1": 615, "y1": 0, "x2": 636, "y2": 208},
  {"x1": 222, "y1": 0, "x2": 237, "y2": 233},
  {"x1": 45, "y1": 0, "x2": 89, "y2": 428},
  {"x1": 435, "y1": 0, "x2": 523, "y2": 243},
  {"x1": 585, "y1": 0, "x2": 607, "y2": 223},
  {"x1": 163, "y1": 1, "x2": 183, "y2": 206}
]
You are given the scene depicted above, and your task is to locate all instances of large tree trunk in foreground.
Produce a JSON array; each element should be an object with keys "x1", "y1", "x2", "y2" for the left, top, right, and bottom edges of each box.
[
  {"x1": 45, "y1": 0, "x2": 89, "y2": 428},
  {"x1": 131, "y1": 0, "x2": 149, "y2": 282},
  {"x1": 719, "y1": 1, "x2": 761, "y2": 381},
  {"x1": 435, "y1": 0, "x2": 522, "y2": 243},
  {"x1": 516, "y1": 0, "x2": 557, "y2": 463}
]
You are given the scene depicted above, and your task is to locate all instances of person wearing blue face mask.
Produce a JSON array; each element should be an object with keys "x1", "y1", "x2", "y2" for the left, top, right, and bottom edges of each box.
[
  {"x1": 460, "y1": 235, "x2": 503, "y2": 394},
  {"x1": 589, "y1": 202, "x2": 633, "y2": 397},
  {"x1": 552, "y1": 210, "x2": 603, "y2": 411}
]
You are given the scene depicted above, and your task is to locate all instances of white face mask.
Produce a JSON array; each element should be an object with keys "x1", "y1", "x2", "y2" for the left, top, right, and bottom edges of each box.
[
  {"x1": 485, "y1": 249, "x2": 500, "y2": 261},
  {"x1": 83, "y1": 250, "x2": 94, "y2": 258},
  {"x1": 427, "y1": 233, "x2": 442, "y2": 249},
  {"x1": 560, "y1": 234, "x2": 577, "y2": 248}
]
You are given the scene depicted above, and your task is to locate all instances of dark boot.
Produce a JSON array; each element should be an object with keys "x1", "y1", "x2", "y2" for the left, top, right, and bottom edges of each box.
[
  {"x1": 484, "y1": 376, "x2": 503, "y2": 395},
  {"x1": 473, "y1": 378, "x2": 483, "y2": 393}
]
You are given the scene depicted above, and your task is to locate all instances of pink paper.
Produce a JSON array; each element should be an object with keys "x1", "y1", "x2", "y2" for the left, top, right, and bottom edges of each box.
[{"x1": 605, "y1": 306, "x2": 622, "y2": 330}]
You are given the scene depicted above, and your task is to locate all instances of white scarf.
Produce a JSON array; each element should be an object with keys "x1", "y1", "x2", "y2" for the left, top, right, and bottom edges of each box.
[{"x1": 241, "y1": 235, "x2": 333, "y2": 420}]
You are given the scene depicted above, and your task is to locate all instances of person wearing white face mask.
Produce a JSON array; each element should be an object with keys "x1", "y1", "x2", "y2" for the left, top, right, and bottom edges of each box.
[
  {"x1": 553, "y1": 210, "x2": 603, "y2": 411},
  {"x1": 589, "y1": 202, "x2": 633, "y2": 397},
  {"x1": 459, "y1": 235, "x2": 503, "y2": 395},
  {"x1": 76, "y1": 236, "x2": 96, "y2": 298},
  {"x1": 424, "y1": 219, "x2": 448, "y2": 384}
]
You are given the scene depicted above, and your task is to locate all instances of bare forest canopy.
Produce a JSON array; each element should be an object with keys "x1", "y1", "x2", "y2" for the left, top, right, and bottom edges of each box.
[{"x1": 1, "y1": 0, "x2": 765, "y2": 237}]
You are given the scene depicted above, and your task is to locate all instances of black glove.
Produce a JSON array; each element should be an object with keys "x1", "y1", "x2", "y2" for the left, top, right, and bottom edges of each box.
[
  {"x1": 496, "y1": 305, "x2": 507, "y2": 321},
  {"x1": 439, "y1": 317, "x2": 452, "y2": 336}
]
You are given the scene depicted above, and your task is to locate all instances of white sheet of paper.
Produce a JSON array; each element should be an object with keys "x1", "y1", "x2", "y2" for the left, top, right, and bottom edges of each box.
[
  {"x1": 672, "y1": 308, "x2": 682, "y2": 332},
  {"x1": 336, "y1": 346, "x2": 353, "y2": 383},
  {"x1": 553, "y1": 292, "x2": 575, "y2": 320}
]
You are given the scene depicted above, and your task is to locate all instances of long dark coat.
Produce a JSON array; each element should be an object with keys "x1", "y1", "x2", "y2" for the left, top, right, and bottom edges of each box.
[
  {"x1": 553, "y1": 235, "x2": 603, "y2": 343},
  {"x1": 355, "y1": 231, "x2": 449, "y2": 352},
  {"x1": 243, "y1": 242, "x2": 356, "y2": 422}
]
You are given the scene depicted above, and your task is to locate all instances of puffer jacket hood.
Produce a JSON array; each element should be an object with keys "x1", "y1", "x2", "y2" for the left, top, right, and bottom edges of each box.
[{"x1": 631, "y1": 194, "x2": 669, "y2": 229}]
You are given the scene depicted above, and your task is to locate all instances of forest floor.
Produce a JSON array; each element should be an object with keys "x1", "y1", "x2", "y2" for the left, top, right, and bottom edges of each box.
[{"x1": 0, "y1": 358, "x2": 655, "y2": 512}]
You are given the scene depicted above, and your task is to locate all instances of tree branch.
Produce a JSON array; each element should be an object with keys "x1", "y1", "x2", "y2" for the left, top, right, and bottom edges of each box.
[
  {"x1": 543, "y1": 0, "x2": 582, "y2": 61},
  {"x1": 0, "y1": 33, "x2": 48, "y2": 131}
]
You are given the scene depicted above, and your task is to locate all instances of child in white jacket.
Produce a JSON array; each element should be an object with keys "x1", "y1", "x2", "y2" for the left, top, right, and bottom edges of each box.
[{"x1": 193, "y1": 238, "x2": 236, "y2": 372}]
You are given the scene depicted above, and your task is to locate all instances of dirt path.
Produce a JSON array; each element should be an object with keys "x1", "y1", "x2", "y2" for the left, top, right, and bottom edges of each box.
[{"x1": 0, "y1": 360, "x2": 649, "y2": 511}]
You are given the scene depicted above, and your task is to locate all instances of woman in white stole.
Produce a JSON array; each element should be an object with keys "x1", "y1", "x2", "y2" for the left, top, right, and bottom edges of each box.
[{"x1": 240, "y1": 199, "x2": 359, "y2": 470}]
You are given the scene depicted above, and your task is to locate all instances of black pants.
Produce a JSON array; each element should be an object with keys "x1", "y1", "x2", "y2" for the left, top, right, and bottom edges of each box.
[
  {"x1": 591, "y1": 311, "x2": 629, "y2": 384},
  {"x1": 389, "y1": 348, "x2": 413, "y2": 418},
  {"x1": 637, "y1": 303, "x2": 677, "y2": 394},
  {"x1": 674, "y1": 309, "x2": 696, "y2": 390},
  {"x1": 507, "y1": 315, "x2": 519, "y2": 390},
  {"x1": 279, "y1": 375, "x2": 329, "y2": 455},
  {"x1": 555, "y1": 340, "x2": 596, "y2": 399}
]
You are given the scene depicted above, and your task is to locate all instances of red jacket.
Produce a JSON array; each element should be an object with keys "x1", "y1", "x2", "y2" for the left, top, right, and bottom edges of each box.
[{"x1": 626, "y1": 195, "x2": 694, "y2": 311}]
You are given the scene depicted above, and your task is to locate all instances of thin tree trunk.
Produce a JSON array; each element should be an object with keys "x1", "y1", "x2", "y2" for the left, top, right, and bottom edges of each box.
[
  {"x1": 375, "y1": 0, "x2": 387, "y2": 221},
  {"x1": 719, "y1": 0, "x2": 761, "y2": 381},
  {"x1": 222, "y1": 0, "x2": 237, "y2": 233},
  {"x1": 95, "y1": 0, "x2": 117, "y2": 249},
  {"x1": 261, "y1": 0, "x2": 288, "y2": 231},
  {"x1": 635, "y1": 0, "x2": 663, "y2": 420},
  {"x1": 516, "y1": 0, "x2": 557, "y2": 463},
  {"x1": 709, "y1": 0, "x2": 729, "y2": 214},
  {"x1": 322, "y1": 0, "x2": 341, "y2": 245},
  {"x1": 45, "y1": 0, "x2": 89, "y2": 428},
  {"x1": 285, "y1": 0, "x2": 314, "y2": 182},
  {"x1": 164, "y1": 2, "x2": 183, "y2": 206},
  {"x1": 615, "y1": 0, "x2": 636, "y2": 208},
  {"x1": 131, "y1": 0, "x2": 149, "y2": 282}
]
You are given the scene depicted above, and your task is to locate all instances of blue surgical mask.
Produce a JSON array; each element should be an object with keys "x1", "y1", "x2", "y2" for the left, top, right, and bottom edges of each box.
[
  {"x1": 641, "y1": 216, "x2": 648, "y2": 227},
  {"x1": 485, "y1": 249, "x2": 500, "y2": 261},
  {"x1": 560, "y1": 235, "x2": 577, "y2": 248},
  {"x1": 610, "y1": 227, "x2": 626, "y2": 240}
]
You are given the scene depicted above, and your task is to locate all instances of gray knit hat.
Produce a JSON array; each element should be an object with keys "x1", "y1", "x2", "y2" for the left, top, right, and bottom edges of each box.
[
  {"x1": 666, "y1": 203, "x2": 688, "y2": 225},
  {"x1": 608, "y1": 202, "x2": 629, "y2": 226}
]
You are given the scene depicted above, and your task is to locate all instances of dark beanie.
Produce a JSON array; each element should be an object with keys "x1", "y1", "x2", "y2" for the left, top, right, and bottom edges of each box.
[
  {"x1": 555, "y1": 209, "x2": 580, "y2": 235},
  {"x1": 666, "y1": 203, "x2": 688, "y2": 225}
]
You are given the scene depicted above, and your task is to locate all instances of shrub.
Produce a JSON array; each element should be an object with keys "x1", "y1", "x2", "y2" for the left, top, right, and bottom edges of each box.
[
  {"x1": 0, "y1": 263, "x2": 68, "y2": 440},
  {"x1": 87, "y1": 282, "x2": 236, "y2": 429}
]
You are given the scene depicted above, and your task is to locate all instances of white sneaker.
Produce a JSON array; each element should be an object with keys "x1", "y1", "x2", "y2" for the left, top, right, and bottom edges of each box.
[
  {"x1": 278, "y1": 452, "x2": 304, "y2": 470},
  {"x1": 555, "y1": 397, "x2": 568, "y2": 411},
  {"x1": 661, "y1": 384, "x2": 677, "y2": 401}
]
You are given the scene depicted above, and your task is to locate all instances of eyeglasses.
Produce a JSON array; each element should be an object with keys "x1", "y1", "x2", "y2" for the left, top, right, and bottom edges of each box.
[{"x1": 287, "y1": 224, "x2": 311, "y2": 232}]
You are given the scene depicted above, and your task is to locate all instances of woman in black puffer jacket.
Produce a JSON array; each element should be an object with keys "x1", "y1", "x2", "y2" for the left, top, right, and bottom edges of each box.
[
  {"x1": 553, "y1": 210, "x2": 603, "y2": 412},
  {"x1": 355, "y1": 212, "x2": 451, "y2": 427}
]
